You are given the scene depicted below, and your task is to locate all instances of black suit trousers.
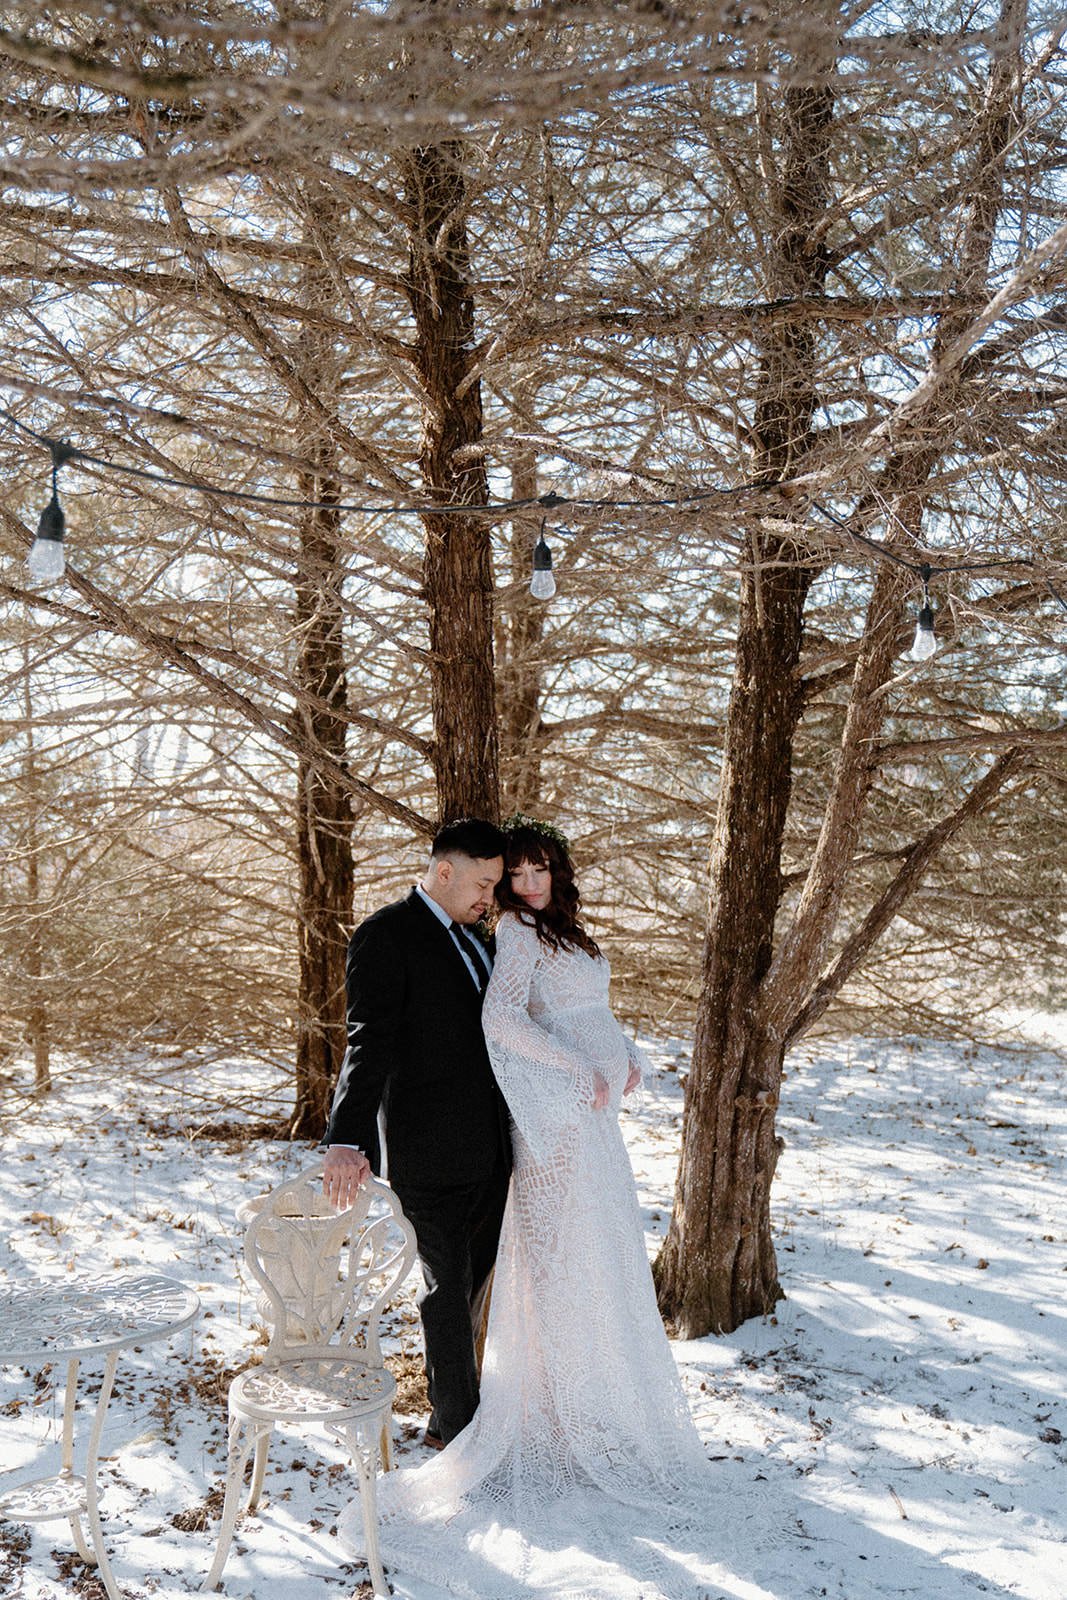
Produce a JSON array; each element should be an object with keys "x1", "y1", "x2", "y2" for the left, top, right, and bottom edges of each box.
[{"x1": 395, "y1": 1161, "x2": 511, "y2": 1444}]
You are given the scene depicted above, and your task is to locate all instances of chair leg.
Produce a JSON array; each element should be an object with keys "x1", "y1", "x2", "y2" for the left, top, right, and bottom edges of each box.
[
  {"x1": 247, "y1": 1425, "x2": 271, "y2": 1512},
  {"x1": 342, "y1": 1417, "x2": 390, "y2": 1597},
  {"x1": 68, "y1": 1513, "x2": 95, "y2": 1566},
  {"x1": 201, "y1": 1411, "x2": 259, "y2": 1593}
]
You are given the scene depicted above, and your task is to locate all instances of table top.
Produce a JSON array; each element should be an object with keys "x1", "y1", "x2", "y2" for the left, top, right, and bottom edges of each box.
[{"x1": 0, "y1": 1272, "x2": 200, "y2": 1362}]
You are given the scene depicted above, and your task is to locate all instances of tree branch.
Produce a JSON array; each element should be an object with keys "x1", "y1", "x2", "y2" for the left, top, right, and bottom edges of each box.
[
  {"x1": 783, "y1": 746, "x2": 1028, "y2": 1045},
  {"x1": 0, "y1": 554, "x2": 432, "y2": 836}
]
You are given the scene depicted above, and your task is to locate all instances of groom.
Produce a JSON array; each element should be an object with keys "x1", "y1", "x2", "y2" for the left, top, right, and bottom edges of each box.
[{"x1": 322, "y1": 818, "x2": 512, "y2": 1447}]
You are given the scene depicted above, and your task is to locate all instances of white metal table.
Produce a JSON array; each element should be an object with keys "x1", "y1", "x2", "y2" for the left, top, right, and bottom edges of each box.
[{"x1": 0, "y1": 1272, "x2": 201, "y2": 1600}]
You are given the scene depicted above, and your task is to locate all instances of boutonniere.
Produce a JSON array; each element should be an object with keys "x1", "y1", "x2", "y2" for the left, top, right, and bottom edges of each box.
[{"x1": 471, "y1": 919, "x2": 493, "y2": 946}]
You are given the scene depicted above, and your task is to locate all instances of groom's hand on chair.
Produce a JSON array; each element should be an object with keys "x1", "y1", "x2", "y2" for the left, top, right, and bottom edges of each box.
[{"x1": 323, "y1": 1145, "x2": 371, "y2": 1209}]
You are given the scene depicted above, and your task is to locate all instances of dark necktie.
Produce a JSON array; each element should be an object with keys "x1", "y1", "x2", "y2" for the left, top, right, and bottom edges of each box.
[{"x1": 450, "y1": 920, "x2": 490, "y2": 995}]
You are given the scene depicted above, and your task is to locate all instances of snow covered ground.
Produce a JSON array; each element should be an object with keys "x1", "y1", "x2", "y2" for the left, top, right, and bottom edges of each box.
[{"x1": 1, "y1": 1029, "x2": 1064, "y2": 1600}]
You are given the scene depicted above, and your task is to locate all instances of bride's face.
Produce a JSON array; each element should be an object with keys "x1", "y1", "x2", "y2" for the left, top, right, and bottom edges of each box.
[{"x1": 509, "y1": 858, "x2": 553, "y2": 912}]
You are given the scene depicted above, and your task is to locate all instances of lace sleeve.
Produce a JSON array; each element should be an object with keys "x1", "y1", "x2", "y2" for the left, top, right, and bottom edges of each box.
[
  {"x1": 483, "y1": 914, "x2": 594, "y2": 1162},
  {"x1": 624, "y1": 1032, "x2": 650, "y2": 1086}
]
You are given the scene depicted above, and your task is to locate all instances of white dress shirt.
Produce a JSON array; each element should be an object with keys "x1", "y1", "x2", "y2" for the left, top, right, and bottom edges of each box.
[{"x1": 415, "y1": 885, "x2": 493, "y2": 991}]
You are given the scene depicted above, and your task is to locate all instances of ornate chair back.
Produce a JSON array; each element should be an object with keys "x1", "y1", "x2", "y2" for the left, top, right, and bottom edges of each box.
[{"x1": 239, "y1": 1166, "x2": 415, "y2": 1365}]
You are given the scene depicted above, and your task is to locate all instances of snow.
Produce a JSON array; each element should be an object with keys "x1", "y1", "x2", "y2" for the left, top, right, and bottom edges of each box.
[{"x1": 1, "y1": 1032, "x2": 1064, "y2": 1600}]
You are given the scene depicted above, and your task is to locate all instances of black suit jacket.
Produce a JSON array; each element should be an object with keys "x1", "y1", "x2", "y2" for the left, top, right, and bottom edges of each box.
[{"x1": 323, "y1": 890, "x2": 512, "y2": 1189}]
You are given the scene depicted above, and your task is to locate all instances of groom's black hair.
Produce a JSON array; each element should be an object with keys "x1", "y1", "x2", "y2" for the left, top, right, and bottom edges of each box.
[{"x1": 431, "y1": 817, "x2": 507, "y2": 860}]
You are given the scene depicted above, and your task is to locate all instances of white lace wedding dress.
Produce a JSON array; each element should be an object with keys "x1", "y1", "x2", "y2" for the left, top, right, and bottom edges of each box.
[{"x1": 341, "y1": 912, "x2": 746, "y2": 1599}]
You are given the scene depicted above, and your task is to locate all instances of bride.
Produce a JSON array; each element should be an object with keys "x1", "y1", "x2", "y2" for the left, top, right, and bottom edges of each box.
[{"x1": 343, "y1": 818, "x2": 727, "y2": 1599}]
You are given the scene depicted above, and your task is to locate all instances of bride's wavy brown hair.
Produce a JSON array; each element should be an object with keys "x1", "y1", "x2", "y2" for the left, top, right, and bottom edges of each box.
[{"x1": 495, "y1": 824, "x2": 601, "y2": 958}]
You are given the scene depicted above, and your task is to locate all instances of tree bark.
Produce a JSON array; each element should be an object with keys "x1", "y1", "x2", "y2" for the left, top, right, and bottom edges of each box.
[
  {"x1": 498, "y1": 446, "x2": 545, "y2": 815},
  {"x1": 288, "y1": 188, "x2": 355, "y2": 1140},
  {"x1": 404, "y1": 138, "x2": 500, "y2": 824}
]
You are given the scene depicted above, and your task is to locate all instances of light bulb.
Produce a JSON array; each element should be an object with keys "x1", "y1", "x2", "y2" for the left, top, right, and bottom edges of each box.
[
  {"x1": 530, "y1": 532, "x2": 555, "y2": 599},
  {"x1": 28, "y1": 536, "x2": 66, "y2": 583},
  {"x1": 909, "y1": 604, "x2": 937, "y2": 661},
  {"x1": 27, "y1": 491, "x2": 66, "y2": 585},
  {"x1": 530, "y1": 567, "x2": 556, "y2": 599}
]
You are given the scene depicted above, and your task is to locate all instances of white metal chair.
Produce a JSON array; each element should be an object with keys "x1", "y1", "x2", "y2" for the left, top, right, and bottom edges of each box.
[{"x1": 202, "y1": 1165, "x2": 416, "y2": 1596}]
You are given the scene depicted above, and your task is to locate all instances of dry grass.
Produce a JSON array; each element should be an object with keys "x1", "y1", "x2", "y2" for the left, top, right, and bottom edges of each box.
[
  {"x1": 386, "y1": 1347, "x2": 429, "y2": 1416},
  {"x1": 169, "y1": 1486, "x2": 228, "y2": 1533}
]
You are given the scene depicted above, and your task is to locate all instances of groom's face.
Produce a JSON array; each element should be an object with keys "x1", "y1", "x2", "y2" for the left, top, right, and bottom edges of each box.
[{"x1": 434, "y1": 853, "x2": 504, "y2": 925}]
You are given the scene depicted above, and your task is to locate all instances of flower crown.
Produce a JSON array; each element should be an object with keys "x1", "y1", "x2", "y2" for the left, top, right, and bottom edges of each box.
[{"x1": 501, "y1": 811, "x2": 570, "y2": 852}]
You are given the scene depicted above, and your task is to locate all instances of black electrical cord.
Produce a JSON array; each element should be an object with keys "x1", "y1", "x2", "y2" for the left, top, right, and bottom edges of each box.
[{"x1": 4, "y1": 402, "x2": 1066, "y2": 612}]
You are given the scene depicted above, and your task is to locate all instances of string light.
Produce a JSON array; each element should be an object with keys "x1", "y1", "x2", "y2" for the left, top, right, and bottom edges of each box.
[
  {"x1": 4, "y1": 407, "x2": 1066, "y2": 632},
  {"x1": 910, "y1": 563, "x2": 937, "y2": 661},
  {"x1": 0, "y1": 406, "x2": 750, "y2": 520},
  {"x1": 530, "y1": 523, "x2": 556, "y2": 599},
  {"x1": 26, "y1": 440, "x2": 73, "y2": 586},
  {"x1": 807, "y1": 499, "x2": 1067, "y2": 646}
]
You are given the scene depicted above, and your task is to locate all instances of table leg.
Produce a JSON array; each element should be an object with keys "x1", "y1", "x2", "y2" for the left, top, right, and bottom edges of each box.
[
  {"x1": 58, "y1": 1358, "x2": 95, "y2": 1565},
  {"x1": 82, "y1": 1349, "x2": 123, "y2": 1600}
]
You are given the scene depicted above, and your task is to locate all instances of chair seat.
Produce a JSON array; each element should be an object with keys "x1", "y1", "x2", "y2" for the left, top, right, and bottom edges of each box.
[
  {"x1": 231, "y1": 1358, "x2": 395, "y2": 1424},
  {"x1": 0, "y1": 1472, "x2": 89, "y2": 1521}
]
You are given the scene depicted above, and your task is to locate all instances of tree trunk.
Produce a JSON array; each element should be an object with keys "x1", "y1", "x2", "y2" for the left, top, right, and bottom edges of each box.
[
  {"x1": 760, "y1": 554, "x2": 911, "y2": 1031},
  {"x1": 657, "y1": 0, "x2": 1026, "y2": 1336},
  {"x1": 404, "y1": 138, "x2": 500, "y2": 824},
  {"x1": 653, "y1": 554, "x2": 813, "y2": 1333},
  {"x1": 498, "y1": 447, "x2": 546, "y2": 815},
  {"x1": 288, "y1": 191, "x2": 355, "y2": 1140},
  {"x1": 655, "y1": 61, "x2": 834, "y2": 1335}
]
